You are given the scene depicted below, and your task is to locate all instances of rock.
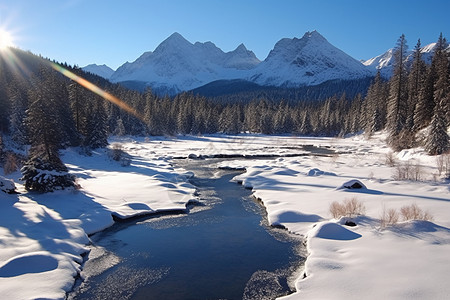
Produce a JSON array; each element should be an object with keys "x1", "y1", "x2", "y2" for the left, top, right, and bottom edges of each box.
[
  {"x1": 344, "y1": 220, "x2": 357, "y2": 227},
  {"x1": 0, "y1": 176, "x2": 17, "y2": 194},
  {"x1": 340, "y1": 179, "x2": 367, "y2": 190}
]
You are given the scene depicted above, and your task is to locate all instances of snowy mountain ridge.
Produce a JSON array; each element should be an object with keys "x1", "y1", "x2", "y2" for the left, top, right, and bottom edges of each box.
[
  {"x1": 108, "y1": 31, "x2": 373, "y2": 94},
  {"x1": 110, "y1": 32, "x2": 260, "y2": 93},
  {"x1": 249, "y1": 30, "x2": 373, "y2": 87},
  {"x1": 362, "y1": 42, "x2": 450, "y2": 78},
  {"x1": 82, "y1": 64, "x2": 115, "y2": 79},
  {"x1": 86, "y1": 33, "x2": 448, "y2": 93}
]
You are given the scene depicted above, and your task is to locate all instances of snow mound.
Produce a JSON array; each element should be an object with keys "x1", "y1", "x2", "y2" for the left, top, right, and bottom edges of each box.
[
  {"x1": 311, "y1": 222, "x2": 362, "y2": 241},
  {"x1": 307, "y1": 168, "x2": 336, "y2": 176},
  {"x1": 0, "y1": 176, "x2": 16, "y2": 194},
  {"x1": 271, "y1": 210, "x2": 322, "y2": 226},
  {"x1": 338, "y1": 179, "x2": 367, "y2": 189},
  {"x1": 0, "y1": 252, "x2": 58, "y2": 277}
]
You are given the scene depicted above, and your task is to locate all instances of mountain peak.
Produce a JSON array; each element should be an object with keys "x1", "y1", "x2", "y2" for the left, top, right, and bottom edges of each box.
[
  {"x1": 302, "y1": 30, "x2": 327, "y2": 42},
  {"x1": 157, "y1": 32, "x2": 192, "y2": 50},
  {"x1": 252, "y1": 30, "x2": 371, "y2": 86},
  {"x1": 167, "y1": 32, "x2": 186, "y2": 41},
  {"x1": 235, "y1": 43, "x2": 248, "y2": 51}
]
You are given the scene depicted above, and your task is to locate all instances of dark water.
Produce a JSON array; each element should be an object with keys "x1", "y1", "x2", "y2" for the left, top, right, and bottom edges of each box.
[{"x1": 69, "y1": 160, "x2": 304, "y2": 300}]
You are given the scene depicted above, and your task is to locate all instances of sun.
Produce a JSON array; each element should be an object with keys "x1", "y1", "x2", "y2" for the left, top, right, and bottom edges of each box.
[{"x1": 0, "y1": 28, "x2": 14, "y2": 50}]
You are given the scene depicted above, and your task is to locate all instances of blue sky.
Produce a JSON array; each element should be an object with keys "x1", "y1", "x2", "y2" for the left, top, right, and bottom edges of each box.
[{"x1": 0, "y1": 0, "x2": 449, "y2": 70}]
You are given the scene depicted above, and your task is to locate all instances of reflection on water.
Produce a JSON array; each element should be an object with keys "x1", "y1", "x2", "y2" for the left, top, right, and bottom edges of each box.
[{"x1": 69, "y1": 159, "x2": 304, "y2": 300}]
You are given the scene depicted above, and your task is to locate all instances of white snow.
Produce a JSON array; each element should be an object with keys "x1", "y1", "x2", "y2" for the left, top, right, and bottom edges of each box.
[{"x1": 1, "y1": 133, "x2": 449, "y2": 299}]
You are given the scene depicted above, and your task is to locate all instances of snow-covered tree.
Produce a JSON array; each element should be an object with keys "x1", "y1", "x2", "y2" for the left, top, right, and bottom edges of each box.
[{"x1": 21, "y1": 149, "x2": 75, "y2": 192}]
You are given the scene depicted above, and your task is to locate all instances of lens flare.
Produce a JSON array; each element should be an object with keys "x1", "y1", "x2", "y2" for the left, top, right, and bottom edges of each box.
[
  {"x1": 0, "y1": 28, "x2": 14, "y2": 49},
  {"x1": 50, "y1": 62, "x2": 144, "y2": 120}
]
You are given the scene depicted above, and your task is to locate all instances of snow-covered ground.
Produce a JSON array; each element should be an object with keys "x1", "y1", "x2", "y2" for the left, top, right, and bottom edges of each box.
[
  {"x1": 0, "y1": 144, "x2": 196, "y2": 299},
  {"x1": 1, "y1": 133, "x2": 449, "y2": 299}
]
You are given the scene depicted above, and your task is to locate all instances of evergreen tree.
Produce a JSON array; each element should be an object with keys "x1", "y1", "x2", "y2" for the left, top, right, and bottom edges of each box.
[
  {"x1": 25, "y1": 69, "x2": 62, "y2": 160},
  {"x1": 432, "y1": 33, "x2": 450, "y2": 126},
  {"x1": 83, "y1": 96, "x2": 108, "y2": 149},
  {"x1": 407, "y1": 39, "x2": 426, "y2": 131},
  {"x1": 387, "y1": 34, "x2": 410, "y2": 150},
  {"x1": 414, "y1": 63, "x2": 437, "y2": 131},
  {"x1": 8, "y1": 80, "x2": 28, "y2": 146},
  {"x1": 425, "y1": 101, "x2": 449, "y2": 155},
  {"x1": 425, "y1": 33, "x2": 450, "y2": 155},
  {"x1": 21, "y1": 150, "x2": 75, "y2": 192}
]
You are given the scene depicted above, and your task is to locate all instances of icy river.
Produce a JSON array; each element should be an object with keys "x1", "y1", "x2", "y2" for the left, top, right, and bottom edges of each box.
[{"x1": 68, "y1": 159, "x2": 304, "y2": 300}]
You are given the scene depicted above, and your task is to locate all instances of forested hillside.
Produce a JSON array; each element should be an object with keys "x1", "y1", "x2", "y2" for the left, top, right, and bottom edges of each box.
[{"x1": 0, "y1": 33, "x2": 449, "y2": 191}]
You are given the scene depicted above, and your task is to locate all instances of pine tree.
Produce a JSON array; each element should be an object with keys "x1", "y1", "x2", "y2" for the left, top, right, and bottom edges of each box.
[
  {"x1": 26, "y1": 69, "x2": 62, "y2": 160},
  {"x1": 83, "y1": 96, "x2": 108, "y2": 149},
  {"x1": 425, "y1": 101, "x2": 449, "y2": 155},
  {"x1": 8, "y1": 80, "x2": 28, "y2": 146},
  {"x1": 365, "y1": 71, "x2": 386, "y2": 135},
  {"x1": 407, "y1": 39, "x2": 426, "y2": 131},
  {"x1": 21, "y1": 67, "x2": 75, "y2": 192},
  {"x1": 414, "y1": 63, "x2": 437, "y2": 131},
  {"x1": 432, "y1": 33, "x2": 450, "y2": 126},
  {"x1": 425, "y1": 33, "x2": 450, "y2": 155},
  {"x1": 387, "y1": 34, "x2": 410, "y2": 150}
]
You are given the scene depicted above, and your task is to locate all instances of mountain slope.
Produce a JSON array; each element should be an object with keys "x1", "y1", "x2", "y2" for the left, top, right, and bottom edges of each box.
[
  {"x1": 248, "y1": 31, "x2": 373, "y2": 87},
  {"x1": 110, "y1": 32, "x2": 260, "y2": 93},
  {"x1": 82, "y1": 64, "x2": 115, "y2": 79},
  {"x1": 361, "y1": 42, "x2": 449, "y2": 78}
]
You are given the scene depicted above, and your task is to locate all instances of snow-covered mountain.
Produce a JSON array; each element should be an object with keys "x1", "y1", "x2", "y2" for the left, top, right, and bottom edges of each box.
[
  {"x1": 361, "y1": 42, "x2": 448, "y2": 78},
  {"x1": 249, "y1": 31, "x2": 373, "y2": 87},
  {"x1": 82, "y1": 64, "x2": 115, "y2": 79},
  {"x1": 110, "y1": 31, "x2": 376, "y2": 94},
  {"x1": 110, "y1": 32, "x2": 260, "y2": 93}
]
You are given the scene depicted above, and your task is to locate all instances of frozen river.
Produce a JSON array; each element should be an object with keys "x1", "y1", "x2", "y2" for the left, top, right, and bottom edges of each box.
[{"x1": 68, "y1": 159, "x2": 304, "y2": 299}]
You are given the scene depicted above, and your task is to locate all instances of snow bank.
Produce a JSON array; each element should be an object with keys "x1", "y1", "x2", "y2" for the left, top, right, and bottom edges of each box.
[
  {"x1": 0, "y1": 140, "x2": 196, "y2": 299},
  {"x1": 224, "y1": 134, "x2": 450, "y2": 300}
]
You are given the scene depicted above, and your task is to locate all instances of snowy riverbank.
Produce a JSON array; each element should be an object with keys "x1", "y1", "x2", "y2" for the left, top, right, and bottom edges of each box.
[
  {"x1": 0, "y1": 142, "x2": 196, "y2": 299},
  {"x1": 1, "y1": 133, "x2": 449, "y2": 299}
]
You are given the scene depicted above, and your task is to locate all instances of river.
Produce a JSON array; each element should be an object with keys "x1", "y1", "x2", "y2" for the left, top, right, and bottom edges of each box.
[{"x1": 68, "y1": 159, "x2": 304, "y2": 300}]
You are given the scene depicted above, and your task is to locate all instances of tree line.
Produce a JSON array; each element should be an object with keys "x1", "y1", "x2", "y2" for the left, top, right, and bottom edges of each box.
[{"x1": 0, "y1": 33, "x2": 448, "y2": 191}]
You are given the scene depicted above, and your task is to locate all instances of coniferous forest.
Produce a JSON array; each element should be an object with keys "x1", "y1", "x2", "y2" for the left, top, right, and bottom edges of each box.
[{"x1": 0, "y1": 34, "x2": 449, "y2": 191}]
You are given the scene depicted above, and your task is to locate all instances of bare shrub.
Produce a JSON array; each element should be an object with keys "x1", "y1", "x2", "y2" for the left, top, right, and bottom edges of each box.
[
  {"x1": 4, "y1": 153, "x2": 19, "y2": 175},
  {"x1": 400, "y1": 203, "x2": 433, "y2": 221},
  {"x1": 329, "y1": 201, "x2": 346, "y2": 219},
  {"x1": 108, "y1": 144, "x2": 131, "y2": 166},
  {"x1": 393, "y1": 160, "x2": 424, "y2": 181},
  {"x1": 380, "y1": 205, "x2": 399, "y2": 228},
  {"x1": 344, "y1": 197, "x2": 366, "y2": 217},
  {"x1": 436, "y1": 153, "x2": 450, "y2": 178},
  {"x1": 385, "y1": 152, "x2": 397, "y2": 167},
  {"x1": 329, "y1": 197, "x2": 366, "y2": 219}
]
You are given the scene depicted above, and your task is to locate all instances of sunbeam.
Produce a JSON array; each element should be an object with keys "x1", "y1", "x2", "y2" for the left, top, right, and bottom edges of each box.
[{"x1": 50, "y1": 62, "x2": 144, "y2": 121}]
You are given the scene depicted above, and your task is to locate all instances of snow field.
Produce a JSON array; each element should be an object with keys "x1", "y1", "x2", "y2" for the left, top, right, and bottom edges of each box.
[{"x1": 0, "y1": 133, "x2": 449, "y2": 299}]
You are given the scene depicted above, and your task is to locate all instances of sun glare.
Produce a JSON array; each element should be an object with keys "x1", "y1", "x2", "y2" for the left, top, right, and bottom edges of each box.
[{"x1": 0, "y1": 28, "x2": 14, "y2": 50}]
